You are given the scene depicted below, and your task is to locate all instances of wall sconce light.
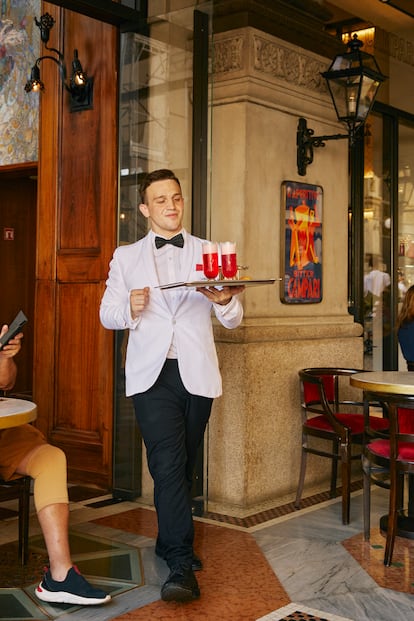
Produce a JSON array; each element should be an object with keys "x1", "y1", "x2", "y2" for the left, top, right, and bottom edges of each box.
[
  {"x1": 297, "y1": 34, "x2": 386, "y2": 176},
  {"x1": 24, "y1": 13, "x2": 93, "y2": 112}
]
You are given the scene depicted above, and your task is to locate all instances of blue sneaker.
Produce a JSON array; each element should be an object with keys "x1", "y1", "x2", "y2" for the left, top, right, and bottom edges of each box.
[{"x1": 35, "y1": 565, "x2": 111, "y2": 606}]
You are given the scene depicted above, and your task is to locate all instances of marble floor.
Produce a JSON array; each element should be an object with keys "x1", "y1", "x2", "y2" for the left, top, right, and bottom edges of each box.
[{"x1": 0, "y1": 485, "x2": 414, "y2": 621}]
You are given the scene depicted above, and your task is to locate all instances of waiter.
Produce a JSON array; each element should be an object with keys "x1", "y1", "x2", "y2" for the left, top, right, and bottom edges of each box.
[{"x1": 100, "y1": 169, "x2": 244, "y2": 602}]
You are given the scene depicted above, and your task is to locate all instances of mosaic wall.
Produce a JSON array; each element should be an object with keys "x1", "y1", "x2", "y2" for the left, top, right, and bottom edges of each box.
[{"x1": 0, "y1": 0, "x2": 40, "y2": 165}]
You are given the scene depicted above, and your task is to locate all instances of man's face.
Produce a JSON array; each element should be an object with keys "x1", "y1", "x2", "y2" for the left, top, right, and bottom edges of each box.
[{"x1": 139, "y1": 178, "x2": 184, "y2": 237}]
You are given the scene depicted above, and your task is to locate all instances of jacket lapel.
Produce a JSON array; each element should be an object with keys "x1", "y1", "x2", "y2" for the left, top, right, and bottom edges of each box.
[{"x1": 180, "y1": 232, "x2": 198, "y2": 284}]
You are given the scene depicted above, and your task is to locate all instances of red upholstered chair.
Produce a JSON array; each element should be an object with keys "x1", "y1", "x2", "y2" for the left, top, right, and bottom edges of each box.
[
  {"x1": 295, "y1": 368, "x2": 389, "y2": 524},
  {"x1": 362, "y1": 392, "x2": 414, "y2": 566}
]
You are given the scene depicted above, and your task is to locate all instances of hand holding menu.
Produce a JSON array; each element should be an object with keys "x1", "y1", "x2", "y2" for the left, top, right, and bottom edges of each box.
[{"x1": 0, "y1": 311, "x2": 28, "y2": 349}]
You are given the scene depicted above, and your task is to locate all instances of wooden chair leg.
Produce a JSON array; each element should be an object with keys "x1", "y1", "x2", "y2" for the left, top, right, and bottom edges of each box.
[
  {"x1": 361, "y1": 455, "x2": 371, "y2": 540},
  {"x1": 397, "y1": 472, "x2": 405, "y2": 512},
  {"x1": 294, "y1": 449, "x2": 307, "y2": 509},
  {"x1": 18, "y1": 477, "x2": 30, "y2": 565},
  {"x1": 330, "y1": 439, "x2": 339, "y2": 499},
  {"x1": 384, "y1": 470, "x2": 398, "y2": 567},
  {"x1": 341, "y1": 444, "x2": 351, "y2": 525}
]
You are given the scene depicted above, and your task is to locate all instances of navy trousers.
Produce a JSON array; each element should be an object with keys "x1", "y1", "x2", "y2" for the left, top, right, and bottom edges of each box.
[{"x1": 132, "y1": 359, "x2": 212, "y2": 570}]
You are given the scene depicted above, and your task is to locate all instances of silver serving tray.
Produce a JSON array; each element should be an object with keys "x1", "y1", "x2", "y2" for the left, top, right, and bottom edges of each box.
[{"x1": 158, "y1": 278, "x2": 278, "y2": 290}]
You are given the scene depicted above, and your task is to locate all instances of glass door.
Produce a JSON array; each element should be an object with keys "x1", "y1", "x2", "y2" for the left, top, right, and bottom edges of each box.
[
  {"x1": 363, "y1": 113, "x2": 392, "y2": 370},
  {"x1": 362, "y1": 108, "x2": 414, "y2": 371},
  {"x1": 397, "y1": 121, "x2": 414, "y2": 369},
  {"x1": 113, "y1": 1, "x2": 213, "y2": 500}
]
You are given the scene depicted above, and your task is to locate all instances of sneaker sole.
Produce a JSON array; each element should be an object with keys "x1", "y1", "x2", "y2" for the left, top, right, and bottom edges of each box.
[
  {"x1": 35, "y1": 584, "x2": 111, "y2": 606},
  {"x1": 161, "y1": 583, "x2": 200, "y2": 602}
]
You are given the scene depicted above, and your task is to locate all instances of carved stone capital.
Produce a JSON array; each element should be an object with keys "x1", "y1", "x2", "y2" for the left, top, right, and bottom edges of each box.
[
  {"x1": 213, "y1": 29, "x2": 328, "y2": 95},
  {"x1": 213, "y1": 34, "x2": 245, "y2": 74}
]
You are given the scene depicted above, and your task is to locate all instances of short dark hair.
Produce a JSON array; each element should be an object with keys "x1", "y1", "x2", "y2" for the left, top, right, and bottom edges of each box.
[{"x1": 139, "y1": 169, "x2": 181, "y2": 204}]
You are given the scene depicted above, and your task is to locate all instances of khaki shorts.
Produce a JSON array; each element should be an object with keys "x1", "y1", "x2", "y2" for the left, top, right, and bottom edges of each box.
[{"x1": 0, "y1": 424, "x2": 46, "y2": 481}]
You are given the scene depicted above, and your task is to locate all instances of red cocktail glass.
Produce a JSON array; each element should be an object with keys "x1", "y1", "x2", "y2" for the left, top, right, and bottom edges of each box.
[
  {"x1": 202, "y1": 242, "x2": 219, "y2": 279},
  {"x1": 221, "y1": 242, "x2": 238, "y2": 279}
]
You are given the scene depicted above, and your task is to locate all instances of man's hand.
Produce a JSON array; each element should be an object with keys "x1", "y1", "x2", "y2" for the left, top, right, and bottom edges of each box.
[
  {"x1": 196, "y1": 285, "x2": 245, "y2": 305},
  {"x1": 130, "y1": 287, "x2": 150, "y2": 320},
  {"x1": 0, "y1": 325, "x2": 23, "y2": 358}
]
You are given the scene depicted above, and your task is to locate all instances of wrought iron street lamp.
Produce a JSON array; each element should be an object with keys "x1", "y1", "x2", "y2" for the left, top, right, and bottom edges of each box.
[{"x1": 297, "y1": 34, "x2": 386, "y2": 176}]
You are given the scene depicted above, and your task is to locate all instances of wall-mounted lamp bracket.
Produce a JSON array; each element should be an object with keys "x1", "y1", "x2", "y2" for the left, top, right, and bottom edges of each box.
[
  {"x1": 296, "y1": 117, "x2": 349, "y2": 176},
  {"x1": 25, "y1": 13, "x2": 94, "y2": 112}
]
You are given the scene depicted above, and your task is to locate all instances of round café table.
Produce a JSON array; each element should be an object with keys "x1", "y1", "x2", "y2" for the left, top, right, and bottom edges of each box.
[
  {"x1": 350, "y1": 371, "x2": 414, "y2": 395},
  {"x1": 0, "y1": 397, "x2": 37, "y2": 429},
  {"x1": 350, "y1": 371, "x2": 414, "y2": 538}
]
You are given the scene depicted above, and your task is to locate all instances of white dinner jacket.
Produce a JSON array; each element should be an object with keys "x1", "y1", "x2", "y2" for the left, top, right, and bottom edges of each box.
[{"x1": 99, "y1": 230, "x2": 243, "y2": 398}]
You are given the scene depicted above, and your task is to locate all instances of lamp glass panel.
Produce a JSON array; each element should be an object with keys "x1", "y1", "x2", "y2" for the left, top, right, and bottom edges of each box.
[
  {"x1": 331, "y1": 55, "x2": 352, "y2": 71},
  {"x1": 357, "y1": 76, "x2": 380, "y2": 121},
  {"x1": 326, "y1": 75, "x2": 361, "y2": 120},
  {"x1": 31, "y1": 81, "x2": 44, "y2": 92},
  {"x1": 330, "y1": 51, "x2": 371, "y2": 73},
  {"x1": 73, "y1": 72, "x2": 86, "y2": 86}
]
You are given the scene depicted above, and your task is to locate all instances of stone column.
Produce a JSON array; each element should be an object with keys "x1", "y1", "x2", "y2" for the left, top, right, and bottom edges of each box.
[{"x1": 206, "y1": 27, "x2": 363, "y2": 515}]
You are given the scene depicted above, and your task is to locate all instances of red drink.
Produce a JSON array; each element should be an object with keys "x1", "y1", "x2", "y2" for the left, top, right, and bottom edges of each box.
[
  {"x1": 221, "y1": 253, "x2": 238, "y2": 278},
  {"x1": 203, "y1": 251, "x2": 219, "y2": 279},
  {"x1": 220, "y1": 242, "x2": 237, "y2": 279}
]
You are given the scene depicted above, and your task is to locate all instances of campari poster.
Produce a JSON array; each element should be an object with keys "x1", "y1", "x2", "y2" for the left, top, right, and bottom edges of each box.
[{"x1": 281, "y1": 181, "x2": 323, "y2": 304}]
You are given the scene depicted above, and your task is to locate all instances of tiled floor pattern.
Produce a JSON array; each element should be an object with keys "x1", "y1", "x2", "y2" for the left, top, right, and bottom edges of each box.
[
  {"x1": 0, "y1": 483, "x2": 361, "y2": 529},
  {"x1": 94, "y1": 507, "x2": 290, "y2": 620},
  {"x1": 343, "y1": 529, "x2": 414, "y2": 593},
  {"x1": 257, "y1": 603, "x2": 353, "y2": 620},
  {"x1": 0, "y1": 529, "x2": 144, "y2": 621},
  {"x1": 1, "y1": 486, "x2": 414, "y2": 620},
  {"x1": 199, "y1": 481, "x2": 364, "y2": 528}
]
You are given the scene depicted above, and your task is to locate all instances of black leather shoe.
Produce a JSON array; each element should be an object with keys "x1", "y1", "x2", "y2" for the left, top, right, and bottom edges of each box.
[
  {"x1": 192, "y1": 553, "x2": 203, "y2": 572},
  {"x1": 161, "y1": 567, "x2": 200, "y2": 602}
]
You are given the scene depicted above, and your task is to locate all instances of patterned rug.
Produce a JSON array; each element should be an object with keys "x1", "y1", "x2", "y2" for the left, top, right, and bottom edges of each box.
[{"x1": 257, "y1": 603, "x2": 353, "y2": 621}]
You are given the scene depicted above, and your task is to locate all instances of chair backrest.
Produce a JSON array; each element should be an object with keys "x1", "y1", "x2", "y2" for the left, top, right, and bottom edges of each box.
[
  {"x1": 298, "y1": 368, "x2": 365, "y2": 438},
  {"x1": 363, "y1": 390, "x2": 414, "y2": 465},
  {"x1": 396, "y1": 408, "x2": 414, "y2": 434},
  {"x1": 299, "y1": 368, "x2": 364, "y2": 412},
  {"x1": 299, "y1": 370, "x2": 334, "y2": 412}
]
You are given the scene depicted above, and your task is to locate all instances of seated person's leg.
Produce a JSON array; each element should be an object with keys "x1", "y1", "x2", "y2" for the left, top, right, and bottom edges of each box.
[
  {"x1": 19, "y1": 444, "x2": 71, "y2": 579},
  {"x1": 16, "y1": 443, "x2": 110, "y2": 605}
]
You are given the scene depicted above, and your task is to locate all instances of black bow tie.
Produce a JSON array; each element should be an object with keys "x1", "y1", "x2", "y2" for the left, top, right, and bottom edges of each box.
[{"x1": 154, "y1": 233, "x2": 184, "y2": 249}]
